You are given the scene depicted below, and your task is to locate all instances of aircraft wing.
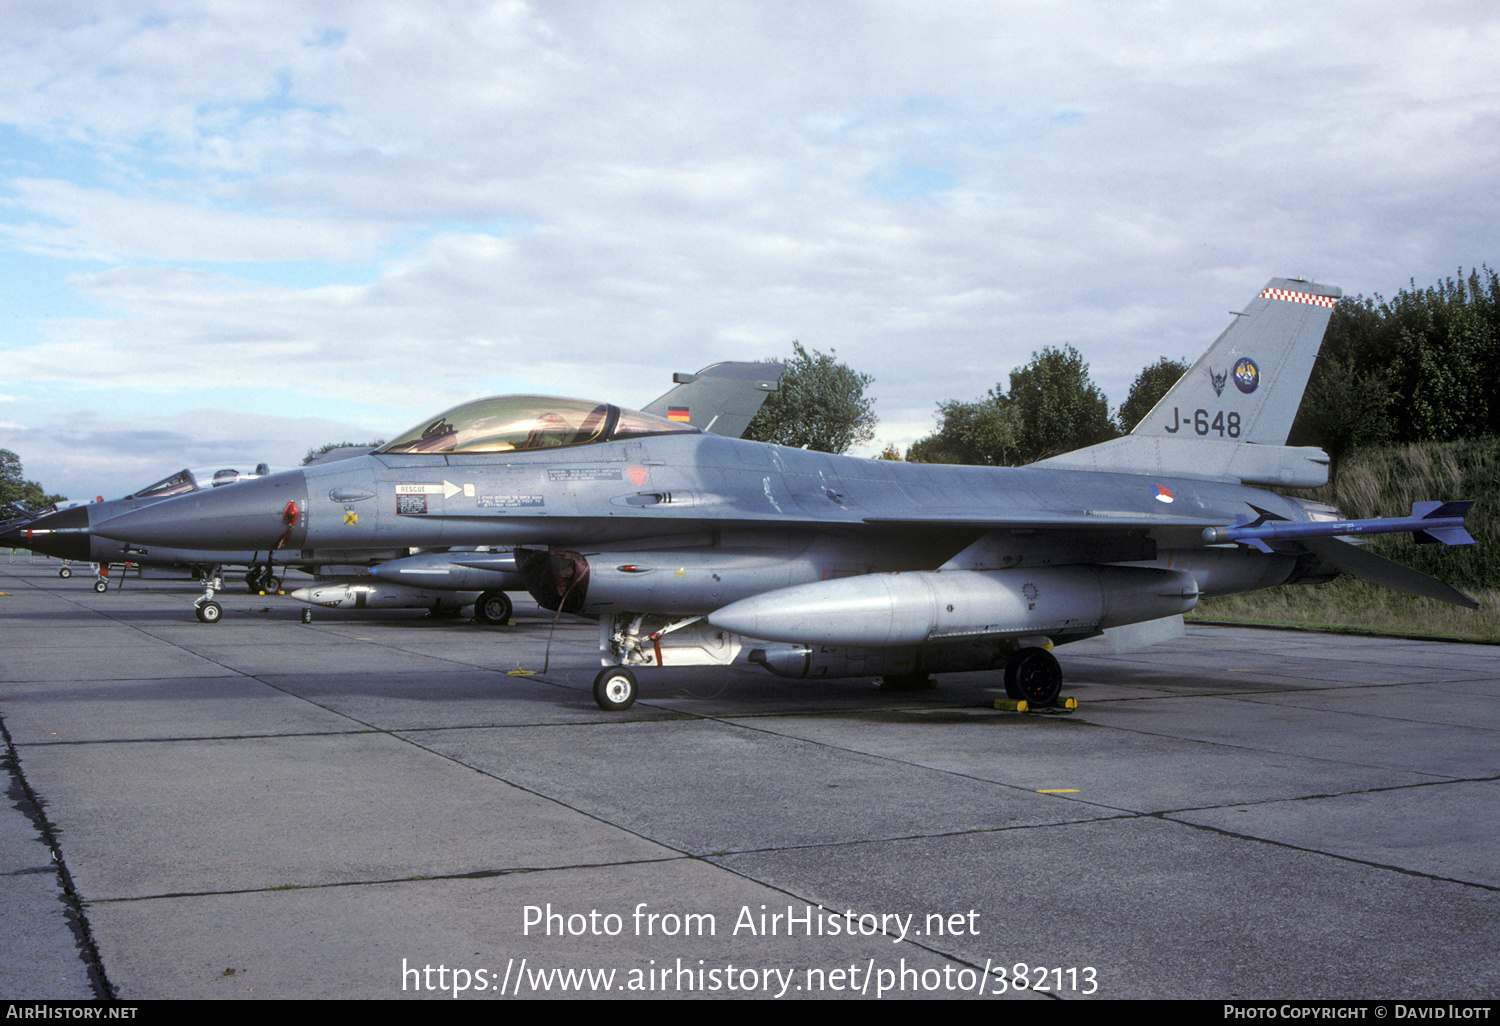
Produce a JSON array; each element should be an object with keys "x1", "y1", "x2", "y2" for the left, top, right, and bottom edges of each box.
[{"x1": 862, "y1": 508, "x2": 1226, "y2": 554}]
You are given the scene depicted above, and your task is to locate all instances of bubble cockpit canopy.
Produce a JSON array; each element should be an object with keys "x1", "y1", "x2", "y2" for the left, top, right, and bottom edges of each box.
[
  {"x1": 375, "y1": 395, "x2": 700, "y2": 455},
  {"x1": 125, "y1": 464, "x2": 278, "y2": 500}
]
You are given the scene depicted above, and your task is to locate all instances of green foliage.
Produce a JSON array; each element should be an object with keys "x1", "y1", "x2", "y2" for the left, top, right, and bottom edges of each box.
[
  {"x1": 0, "y1": 448, "x2": 66, "y2": 515},
  {"x1": 1295, "y1": 353, "x2": 1395, "y2": 468},
  {"x1": 1291, "y1": 266, "x2": 1500, "y2": 466},
  {"x1": 1195, "y1": 436, "x2": 1498, "y2": 639},
  {"x1": 1117, "y1": 356, "x2": 1188, "y2": 433},
  {"x1": 1288, "y1": 435, "x2": 1499, "y2": 593},
  {"x1": 744, "y1": 341, "x2": 877, "y2": 454},
  {"x1": 302, "y1": 440, "x2": 386, "y2": 464},
  {"x1": 906, "y1": 392, "x2": 1020, "y2": 465},
  {"x1": 1006, "y1": 345, "x2": 1119, "y2": 461},
  {"x1": 909, "y1": 345, "x2": 1117, "y2": 465}
]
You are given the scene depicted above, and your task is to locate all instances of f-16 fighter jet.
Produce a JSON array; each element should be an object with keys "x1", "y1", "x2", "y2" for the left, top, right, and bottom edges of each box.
[
  {"x1": 87, "y1": 280, "x2": 1477, "y2": 709},
  {"x1": 1, "y1": 464, "x2": 290, "y2": 594}
]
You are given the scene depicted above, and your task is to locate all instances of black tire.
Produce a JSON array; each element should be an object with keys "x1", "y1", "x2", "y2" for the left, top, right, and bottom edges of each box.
[
  {"x1": 244, "y1": 570, "x2": 261, "y2": 592},
  {"x1": 93, "y1": 579, "x2": 109, "y2": 593},
  {"x1": 263, "y1": 575, "x2": 281, "y2": 593},
  {"x1": 1004, "y1": 648, "x2": 1062, "y2": 707},
  {"x1": 196, "y1": 600, "x2": 223, "y2": 624},
  {"x1": 59, "y1": 566, "x2": 72, "y2": 579},
  {"x1": 474, "y1": 590, "x2": 513, "y2": 625},
  {"x1": 592, "y1": 666, "x2": 638, "y2": 712}
]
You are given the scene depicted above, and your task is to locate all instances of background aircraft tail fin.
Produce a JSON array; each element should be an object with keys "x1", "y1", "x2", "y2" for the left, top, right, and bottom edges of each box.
[
  {"x1": 642, "y1": 361, "x2": 784, "y2": 438},
  {"x1": 1132, "y1": 277, "x2": 1341, "y2": 445}
]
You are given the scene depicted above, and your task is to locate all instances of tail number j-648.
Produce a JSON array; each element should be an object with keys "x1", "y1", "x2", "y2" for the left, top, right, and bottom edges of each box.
[{"x1": 1163, "y1": 407, "x2": 1240, "y2": 438}]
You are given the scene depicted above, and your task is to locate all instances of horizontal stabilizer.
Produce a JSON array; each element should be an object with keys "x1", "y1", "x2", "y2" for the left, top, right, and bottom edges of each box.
[{"x1": 1300, "y1": 536, "x2": 1479, "y2": 609}]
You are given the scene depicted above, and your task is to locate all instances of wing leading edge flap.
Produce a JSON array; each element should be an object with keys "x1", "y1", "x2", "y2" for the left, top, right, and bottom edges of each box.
[
  {"x1": 1300, "y1": 536, "x2": 1479, "y2": 609},
  {"x1": 865, "y1": 509, "x2": 1221, "y2": 531}
]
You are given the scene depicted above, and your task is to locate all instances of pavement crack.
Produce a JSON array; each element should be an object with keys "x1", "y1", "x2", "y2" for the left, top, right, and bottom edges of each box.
[{"x1": 1, "y1": 713, "x2": 117, "y2": 1000}]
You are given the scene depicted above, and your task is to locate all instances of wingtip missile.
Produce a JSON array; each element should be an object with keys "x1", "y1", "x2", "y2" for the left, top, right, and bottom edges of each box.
[{"x1": 1203, "y1": 500, "x2": 1476, "y2": 551}]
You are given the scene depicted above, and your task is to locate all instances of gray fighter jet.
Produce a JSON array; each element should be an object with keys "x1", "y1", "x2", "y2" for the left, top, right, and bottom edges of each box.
[
  {"x1": 86, "y1": 279, "x2": 1478, "y2": 710},
  {"x1": 2, "y1": 464, "x2": 292, "y2": 593}
]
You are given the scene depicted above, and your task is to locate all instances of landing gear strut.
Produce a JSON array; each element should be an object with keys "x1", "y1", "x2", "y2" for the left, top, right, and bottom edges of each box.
[{"x1": 194, "y1": 567, "x2": 225, "y2": 624}]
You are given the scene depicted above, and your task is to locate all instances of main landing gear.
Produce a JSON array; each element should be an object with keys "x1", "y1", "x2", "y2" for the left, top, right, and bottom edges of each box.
[
  {"x1": 1003, "y1": 647, "x2": 1062, "y2": 707},
  {"x1": 244, "y1": 565, "x2": 281, "y2": 593},
  {"x1": 474, "y1": 590, "x2": 513, "y2": 625}
]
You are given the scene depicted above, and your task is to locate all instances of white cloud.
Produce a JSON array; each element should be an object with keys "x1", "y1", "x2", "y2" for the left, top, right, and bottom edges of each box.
[
  {"x1": 1, "y1": 0, "x2": 1498, "y2": 492},
  {"x1": 3, "y1": 179, "x2": 391, "y2": 262}
]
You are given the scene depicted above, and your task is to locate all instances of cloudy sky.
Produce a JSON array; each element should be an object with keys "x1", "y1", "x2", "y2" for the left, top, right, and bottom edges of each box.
[{"x1": 2, "y1": 1, "x2": 1497, "y2": 500}]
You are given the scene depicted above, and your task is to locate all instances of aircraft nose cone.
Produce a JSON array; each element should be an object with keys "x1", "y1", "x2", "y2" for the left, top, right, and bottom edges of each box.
[
  {"x1": 2, "y1": 506, "x2": 94, "y2": 561},
  {"x1": 93, "y1": 470, "x2": 310, "y2": 551}
]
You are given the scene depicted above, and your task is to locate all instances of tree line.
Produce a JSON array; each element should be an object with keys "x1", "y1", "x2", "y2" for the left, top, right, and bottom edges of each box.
[
  {"x1": 762, "y1": 266, "x2": 1499, "y2": 469},
  {"x1": 1290, "y1": 266, "x2": 1500, "y2": 466},
  {"x1": 1, "y1": 449, "x2": 66, "y2": 518}
]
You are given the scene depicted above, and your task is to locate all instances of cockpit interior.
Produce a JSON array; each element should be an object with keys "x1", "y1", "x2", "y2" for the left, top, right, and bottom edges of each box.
[{"x1": 125, "y1": 464, "x2": 275, "y2": 500}]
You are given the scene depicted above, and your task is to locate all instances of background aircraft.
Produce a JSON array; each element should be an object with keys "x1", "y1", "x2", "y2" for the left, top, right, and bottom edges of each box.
[
  {"x1": 87, "y1": 280, "x2": 1477, "y2": 708},
  {"x1": 1, "y1": 464, "x2": 288, "y2": 593}
]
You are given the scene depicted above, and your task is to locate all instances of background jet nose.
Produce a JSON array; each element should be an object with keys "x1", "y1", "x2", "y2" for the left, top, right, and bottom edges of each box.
[
  {"x1": 1, "y1": 505, "x2": 93, "y2": 561},
  {"x1": 92, "y1": 470, "x2": 310, "y2": 550}
]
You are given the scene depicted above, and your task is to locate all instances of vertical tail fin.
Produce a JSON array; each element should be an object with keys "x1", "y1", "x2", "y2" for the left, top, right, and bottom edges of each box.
[
  {"x1": 1132, "y1": 278, "x2": 1341, "y2": 445},
  {"x1": 1035, "y1": 278, "x2": 1340, "y2": 485},
  {"x1": 642, "y1": 361, "x2": 784, "y2": 438}
]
